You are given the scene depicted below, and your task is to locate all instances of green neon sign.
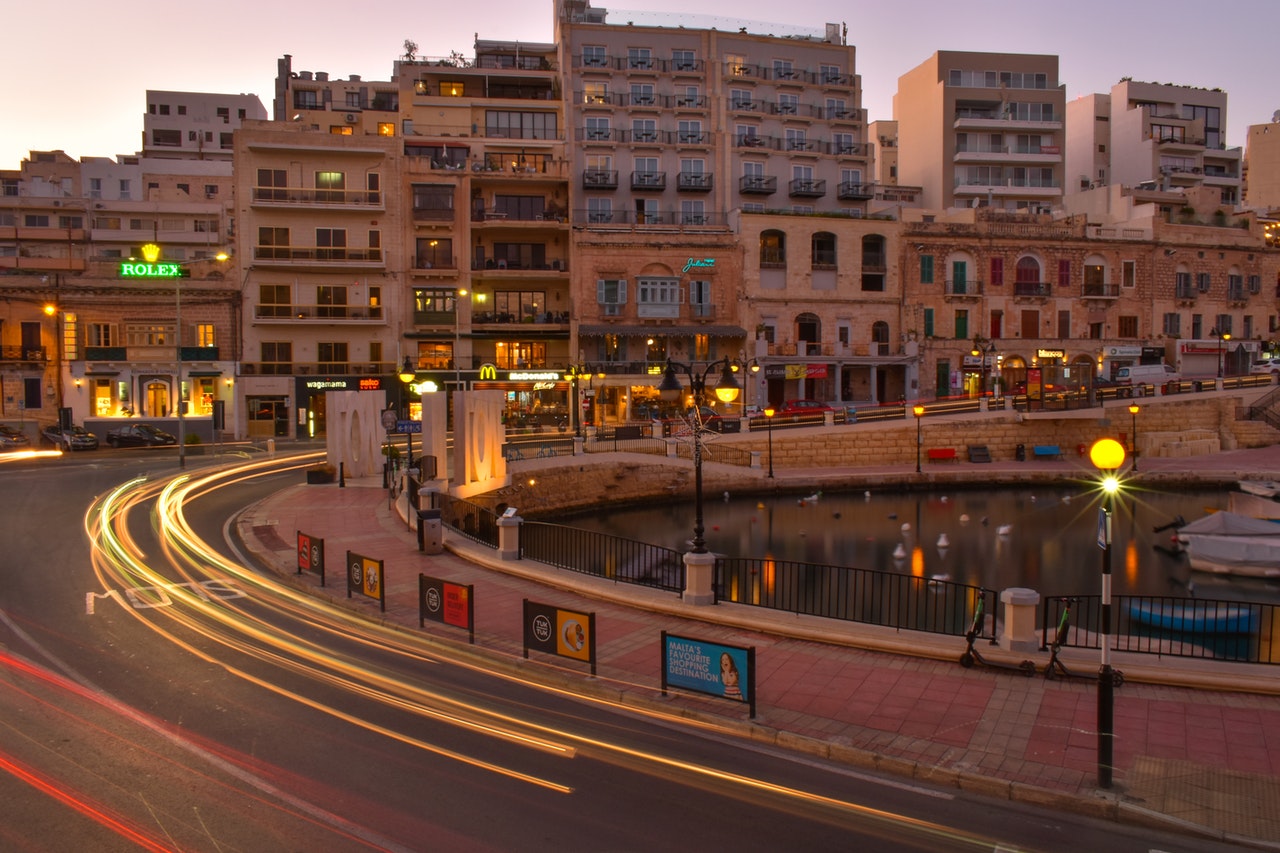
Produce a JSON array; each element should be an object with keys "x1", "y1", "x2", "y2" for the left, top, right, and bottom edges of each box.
[{"x1": 119, "y1": 262, "x2": 189, "y2": 278}]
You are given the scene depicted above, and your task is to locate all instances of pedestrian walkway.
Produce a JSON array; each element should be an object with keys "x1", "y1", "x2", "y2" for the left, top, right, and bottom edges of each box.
[{"x1": 237, "y1": 447, "x2": 1280, "y2": 848}]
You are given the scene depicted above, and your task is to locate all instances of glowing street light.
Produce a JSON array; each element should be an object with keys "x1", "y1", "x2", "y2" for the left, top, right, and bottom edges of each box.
[
  {"x1": 913, "y1": 404, "x2": 925, "y2": 473},
  {"x1": 1089, "y1": 436, "x2": 1126, "y2": 789}
]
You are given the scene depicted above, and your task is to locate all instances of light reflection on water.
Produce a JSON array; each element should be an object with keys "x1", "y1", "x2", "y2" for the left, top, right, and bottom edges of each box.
[{"x1": 566, "y1": 485, "x2": 1280, "y2": 601}]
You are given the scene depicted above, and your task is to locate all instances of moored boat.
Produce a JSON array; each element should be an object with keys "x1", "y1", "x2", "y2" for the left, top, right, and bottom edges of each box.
[
  {"x1": 1128, "y1": 599, "x2": 1259, "y2": 634},
  {"x1": 1176, "y1": 510, "x2": 1280, "y2": 578}
]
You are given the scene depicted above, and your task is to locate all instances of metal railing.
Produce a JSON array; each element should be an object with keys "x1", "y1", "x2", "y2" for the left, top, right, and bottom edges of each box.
[
  {"x1": 428, "y1": 493, "x2": 499, "y2": 548},
  {"x1": 519, "y1": 523, "x2": 684, "y2": 593},
  {"x1": 717, "y1": 558, "x2": 992, "y2": 638},
  {"x1": 1041, "y1": 595, "x2": 1280, "y2": 664}
]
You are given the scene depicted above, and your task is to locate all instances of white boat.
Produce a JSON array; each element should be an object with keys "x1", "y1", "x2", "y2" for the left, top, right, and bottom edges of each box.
[{"x1": 1176, "y1": 511, "x2": 1280, "y2": 578}]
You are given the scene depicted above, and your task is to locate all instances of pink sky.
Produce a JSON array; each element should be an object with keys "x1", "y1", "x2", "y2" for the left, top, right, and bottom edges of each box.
[{"x1": 4, "y1": 0, "x2": 1273, "y2": 170}]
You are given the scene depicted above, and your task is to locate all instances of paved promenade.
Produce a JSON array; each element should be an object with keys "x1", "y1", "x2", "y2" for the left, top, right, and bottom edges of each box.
[{"x1": 237, "y1": 445, "x2": 1280, "y2": 848}]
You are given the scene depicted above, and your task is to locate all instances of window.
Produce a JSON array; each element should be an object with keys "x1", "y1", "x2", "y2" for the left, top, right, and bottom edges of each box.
[
  {"x1": 377, "y1": 123, "x2": 395, "y2": 137},
  {"x1": 315, "y1": 228, "x2": 347, "y2": 260},
  {"x1": 23, "y1": 214, "x2": 49, "y2": 227},
  {"x1": 990, "y1": 257, "x2": 1003, "y2": 287},
  {"x1": 597, "y1": 279, "x2": 627, "y2": 315},
  {"x1": 484, "y1": 110, "x2": 558, "y2": 140},
  {"x1": 628, "y1": 48, "x2": 653, "y2": 70},
  {"x1": 777, "y1": 94, "x2": 799, "y2": 115},
  {"x1": 197, "y1": 324, "x2": 215, "y2": 347},
  {"x1": 586, "y1": 198, "x2": 613, "y2": 223},
  {"x1": 812, "y1": 232, "x2": 836, "y2": 269},
  {"x1": 680, "y1": 200, "x2": 706, "y2": 224},
  {"x1": 1118, "y1": 316, "x2": 1138, "y2": 338},
  {"x1": 411, "y1": 184, "x2": 453, "y2": 218},
  {"x1": 637, "y1": 278, "x2": 680, "y2": 317},
  {"x1": 416, "y1": 237, "x2": 452, "y2": 268},
  {"x1": 1197, "y1": 272, "x2": 1212, "y2": 293},
  {"x1": 1162, "y1": 313, "x2": 1181, "y2": 336},
  {"x1": 88, "y1": 323, "x2": 117, "y2": 347},
  {"x1": 259, "y1": 284, "x2": 291, "y2": 317},
  {"x1": 820, "y1": 64, "x2": 842, "y2": 84},
  {"x1": 730, "y1": 88, "x2": 754, "y2": 110},
  {"x1": 760, "y1": 230, "x2": 785, "y2": 267},
  {"x1": 689, "y1": 280, "x2": 712, "y2": 316},
  {"x1": 1058, "y1": 259, "x2": 1071, "y2": 286},
  {"x1": 294, "y1": 90, "x2": 319, "y2": 109},
  {"x1": 834, "y1": 134, "x2": 856, "y2": 155},
  {"x1": 152, "y1": 129, "x2": 181, "y2": 146},
  {"x1": 631, "y1": 119, "x2": 657, "y2": 142},
  {"x1": 671, "y1": 50, "x2": 696, "y2": 71},
  {"x1": 318, "y1": 342, "x2": 348, "y2": 371},
  {"x1": 772, "y1": 60, "x2": 796, "y2": 80},
  {"x1": 258, "y1": 168, "x2": 287, "y2": 200},
  {"x1": 317, "y1": 285, "x2": 348, "y2": 318},
  {"x1": 585, "y1": 116, "x2": 611, "y2": 140},
  {"x1": 726, "y1": 53, "x2": 748, "y2": 76},
  {"x1": 583, "y1": 82, "x2": 609, "y2": 105},
  {"x1": 315, "y1": 171, "x2": 346, "y2": 202},
  {"x1": 785, "y1": 128, "x2": 808, "y2": 151},
  {"x1": 118, "y1": 179, "x2": 131, "y2": 199},
  {"x1": 258, "y1": 227, "x2": 289, "y2": 259},
  {"x1": 677, "y1": 120, "x2": 703, "y2": 143},
  {"x1": 1122, "y1": 260, "x2": 1136, "y2": 289},
  {"x1": 582, "y1": 45, "x2": 607, "y2": 67},
  {"x1": 920, "y1": 255, "x2": 935, "y2": 284}
]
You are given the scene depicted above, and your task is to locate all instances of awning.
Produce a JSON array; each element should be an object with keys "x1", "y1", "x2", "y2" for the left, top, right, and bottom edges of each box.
[
  {"x1": 188, "y1": 370, "x2": 224, "y2": 377},
  {"x1": 578, "y1": 324, "x2": 747, "y2": 337}
]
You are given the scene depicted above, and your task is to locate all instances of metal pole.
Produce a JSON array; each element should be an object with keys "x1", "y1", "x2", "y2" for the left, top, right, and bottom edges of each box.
[
  {"x1": 691, "y1": 373, "x2": 706, "y2": 553},
  {"x1": 766, "y1": 413, "x2": 774, "y2": 478},
  {"x1": 176, "y1": 279, "x2": 185, "y2": 469},
  {"x1": 1098, "y1": 492, "x2": 1115, "y2": 788},
  {"x1": 1131, "y1": 408, "x2": 1139, "y2": 472},
  {"x1": 915, "y1": 411, "x2": 922, "y2": 473}
]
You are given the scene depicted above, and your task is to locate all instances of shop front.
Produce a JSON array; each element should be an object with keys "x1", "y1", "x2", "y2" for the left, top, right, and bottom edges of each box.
[{"x1": 295, "y1": 375, "x2": 391, "y2": 440}]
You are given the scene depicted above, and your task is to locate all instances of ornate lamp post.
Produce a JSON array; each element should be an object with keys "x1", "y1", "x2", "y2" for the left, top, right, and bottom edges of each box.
[
  {"x1": 1089, "y1": 437, "x2": 1126, "y2": 789},
  {"x1": 1128, "y1": 403, "x2": 1140, "y2": 472},
  {"x1": 398, "y1": 356, "x2": 417, "y2": 465},
  {"x1": 763, "y1": 404, "x2": 775, "y2": 478},
  {"x1": 564, "y1": 363, "x2": 589, "y2": 437},
  {"x1": 657, "y1": 357, "x2": 741, "y2": 554},
  {"x1": 913, "y1": 404, "x2": 925, "y2": 473}
]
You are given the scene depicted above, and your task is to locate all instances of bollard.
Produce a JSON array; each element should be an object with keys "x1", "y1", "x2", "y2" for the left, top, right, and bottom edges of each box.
[
  {"x1": 267, "y1": 438, "x2": 276, "y2": 456},
  {"x1": 339, "y1": 462, "x2": 346, "y2": 488}
]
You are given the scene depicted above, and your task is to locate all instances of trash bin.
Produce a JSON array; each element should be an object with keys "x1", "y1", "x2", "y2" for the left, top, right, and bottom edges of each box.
[
  {"x1": 1015, "y1": 443, "x2": 1026, "y2": 462},
  {"x1": 417, "y1": 508, "x2": 443, "y2": 554}
]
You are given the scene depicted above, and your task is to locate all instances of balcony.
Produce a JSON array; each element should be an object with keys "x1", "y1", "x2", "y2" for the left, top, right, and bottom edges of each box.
[
  {"x1": 739, "y1": 175, "x2": 777, "y2": 195},
  {"x1": 1175, "y1": 283, "x2": 1197, "y2": 302},
  {"x1": 837, "y1": 181, "x2": 874, "y2": 200},
  {"x1": 582, "y1": 128, "x2": 615, "y2": 143},
  {"x1": 736, "y1": 134, "x2": 773, "y2": 151},
  {"x1": 862, "y1": 252, "x2": 886, "y2": 272},
  {"x1": 241, "y1": 361, "x2": 391, "y2": 377},
  {"x1": 1081, "y1": 282, "x2": 1119, "y2": 299},
  {"x1": 1013, "y1": 281, "x2": 1052, "y2": 298},
  {"x1": 582, "y1": 169, "x2": 619, "y2": 190},
  {"x1": 254, "y1": 304, "x2": 386, "y2": 323},
  {"x1": 251, "y1": 187, "x2": 384, "y2": 208},
  {"x1": 253, "y1": 246, "x2": 384, "y2": 268},
  {"x1": 671, "y1": 95, "x2": 707, "y2": 109},
  {"x1": 944, "y1": 279, "x2": 984, "y2": 300},
  {"x1": 0, "y1": 345, "x2": 47, "y2": 363},
  {"x1": 472, "y1": 310, "x2": 570, "y2": 326},
  {"x1": 631, "y1": 171, "x2": 666, "y2": 191},
  {"x1": 729, "y1": 98, "x2": 764, "y2": 113},
  {"x1": 674, "y1": 131, "x2": 712, "y2": 146},
  {"x1": 676, "y1": 173, "x2": 713, "y2": 192},
  {"x1": 788, "y1": 178, "x2": 826, "y2": 198}
]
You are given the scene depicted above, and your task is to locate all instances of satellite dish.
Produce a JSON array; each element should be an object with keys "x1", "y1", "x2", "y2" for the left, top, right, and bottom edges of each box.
[{"x1": 1273, "y1": 109, "x2": 1280, "y2": 123}]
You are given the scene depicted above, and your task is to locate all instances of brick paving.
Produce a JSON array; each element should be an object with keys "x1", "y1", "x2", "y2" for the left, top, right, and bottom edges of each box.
[{"x1": 237, "y1": 445, "x2": 1280, "y2": 846}]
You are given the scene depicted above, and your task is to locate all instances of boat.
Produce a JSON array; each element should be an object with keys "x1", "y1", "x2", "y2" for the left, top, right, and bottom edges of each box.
[
  {"x1": 1230, "y1": 483, "x2": 1280, "y2": 520},
  {"x1": 1175, "y1": 510, "x2": 1280, "y2": 578},
  {"x1": 1128, "y1": 599, "x2": 1259, "y2": 634}
]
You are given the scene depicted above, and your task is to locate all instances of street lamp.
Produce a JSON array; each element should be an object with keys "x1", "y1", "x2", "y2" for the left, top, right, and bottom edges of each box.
[
  {"x1": 971, "y1": 336, "x2": 997, "y2": 397},
  {"x1": 565, "y1": 363, "x2": 590, "y2": 437},
  {"x1": 913, "y1": 404, "x2": 925, "y2": 473},
  {"x1": 174, "y1": 250, "x2": 228, "y2": 469},
  {"x1": 1212, "y1": 327, "x2": 1231, "y2": 378},
  {"x1": 657, "y1": 357, "x2": 741, "y2": 553},
  {"x1": 1089, "y1": 437, "x2": 1126, "y2": 790},
  {"x1": 762, "y1": 405, "x2": 775, "y2": 478},
  {"x1": 399, "y1": 355, "x2": 417, "y2": 466},
  {"x1": 1128, "y1": 403, "x2": 1140, "y2": 472}
]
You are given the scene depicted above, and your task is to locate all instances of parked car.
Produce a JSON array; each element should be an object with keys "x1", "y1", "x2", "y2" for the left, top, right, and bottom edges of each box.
[
  {"x1": 106, "y1": 423, "x2": 177, "y2": 448},
  {"x1": 775, "y1": 399, "x2": 838, "y2": 420},
  {"x1": 1114, "y1": 363, "x2": 1180, "y2": 396},
  {"x1": 42, "y1": 423, "x2": 99, "y2": 451},
  {"x1": 0, "y1": 424, "x2": 31, "y2": 451},
  {"x1": 1250, "y1": 357, "x2": 1280, "y2": 376}
]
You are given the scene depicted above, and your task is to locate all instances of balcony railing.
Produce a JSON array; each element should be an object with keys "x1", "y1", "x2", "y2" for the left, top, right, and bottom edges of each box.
[
  {"x1": 631, "y1": 171, "x2": 666, "y2": 191},
  {"x1": 254, "y1": 305, "x2": 386, "y2": 322},
  {"x1": 252, "y1": 188, "x2": 383, "y2": 206},
  {"x1": 1082, "y1": 282, "x2": 1119, "y2": 298},
  {"x1": 574, "y1": 209, "x2": 728, "y2": 228},
  {"x1": 583, "y1": 169, "x2": 619, "y2": 190},
  {"x1": 254, "y1": 247, "x2": 383, "y2": 264},
  {"x1": 0, "y1": 346, "x2": 47, "y2": 363},
  {"x1": 739, "y1": 175, "x2": 777, "y2": 195},
  {"x1": 241, "y1": 362, "x2": 393, "y2": 376},
  {"x1": 1013, "y1": 281, "x2": 1052, "y2": 297},
  {"x1": 1175, "y1": 283, "x2": 1197, "y2": 300},
  {"x1": 788, "y1": 178, "x2": 826, "y2": 198},
  {"x1": 944, "y1": 279, "x2": 984, "y2": 297},
  {"x1": 676, "y1": 173, "x2": 713, "y2": 192},
  {"x1": 837, "y1": 181, "x2": 874, "y2": 200}
]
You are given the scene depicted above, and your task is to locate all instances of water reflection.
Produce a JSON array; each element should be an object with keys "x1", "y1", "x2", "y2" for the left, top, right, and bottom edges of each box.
[{"x1": 567, "y1": 485, "x2": 1280, "y2": 601}]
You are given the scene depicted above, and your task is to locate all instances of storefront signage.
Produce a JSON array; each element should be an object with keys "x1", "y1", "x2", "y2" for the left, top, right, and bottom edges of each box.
[
  {"x1": 118, "y1": 242, "x2": 188, "y2": 278},
  {"x1": 682, "y1": 257, "x2": 716, "y2": 273},
  {"x1": 784, "y1": 364, "x2": 829, "y2": 379},
  {"x1": 1105, "y1": 346, "x2": 1142, "y2": 358},
  {"x1": 1037, "y1": 349, "x2": 1065, "y2": 360},
  {"x1": 478, "y1": 364, "x2": 498, "y2": 380},
  {"x1": 508, "y1": 371, "x2": 562, "y2": 381}
]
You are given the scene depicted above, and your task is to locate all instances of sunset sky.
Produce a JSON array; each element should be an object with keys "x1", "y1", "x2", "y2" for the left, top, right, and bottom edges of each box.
[{"x1": 4, "y1": 0, "x2": 1275, "y2": 170}]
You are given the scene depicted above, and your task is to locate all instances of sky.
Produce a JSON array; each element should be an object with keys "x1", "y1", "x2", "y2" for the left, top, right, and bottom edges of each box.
[{"x1": 4, "y1": 0, "x2": 1276, "y2": 170}]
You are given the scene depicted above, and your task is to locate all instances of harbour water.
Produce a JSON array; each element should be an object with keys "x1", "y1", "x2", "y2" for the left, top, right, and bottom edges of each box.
[{"x1": 566, "y1": 484, "x2": 1280, "y2": 602}]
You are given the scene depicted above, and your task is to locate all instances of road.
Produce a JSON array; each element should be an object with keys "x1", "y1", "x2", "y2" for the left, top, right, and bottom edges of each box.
[{"x1": 0, "y1": 449, "x2": 1254, "y2": 851}]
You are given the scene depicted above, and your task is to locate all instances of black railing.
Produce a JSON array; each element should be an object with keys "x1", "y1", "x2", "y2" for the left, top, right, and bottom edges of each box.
[
  {"x1": 428, "y1": 493, "x2": 499, "y2": 548},
  {"x1": 519, "y1": 523, "x2": 684, "y2": 592},
  {"x1": 1041, "y1": 595, "x2": 1280, "y2": 664},
  {"x1": 717, "y1": 559, "x2": 992, "y2": 638}
]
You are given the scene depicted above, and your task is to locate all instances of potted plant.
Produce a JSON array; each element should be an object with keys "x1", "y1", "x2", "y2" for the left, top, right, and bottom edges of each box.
[{"x1": 306, "y1": 462, "x2": 337, "y2": 484}]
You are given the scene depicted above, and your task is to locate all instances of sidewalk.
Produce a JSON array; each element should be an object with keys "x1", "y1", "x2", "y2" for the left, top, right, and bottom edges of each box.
[{"x1": 236, "y1": 448, "x2": 1280, "y2": 848}]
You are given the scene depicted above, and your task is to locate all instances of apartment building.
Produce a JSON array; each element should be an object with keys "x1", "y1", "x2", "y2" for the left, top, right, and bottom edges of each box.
[
  {"x1": 556, "y1": 0, "x2": 919, "y2": 415},
  {"x1": 1066, "y1": 80, "x2": 1243, "y2": 208},
  {"x1": 894, "y1": 51, "x2": 1066, "y2": 213},
  {"x1": 1245, "y1": 119, "x2": 1280, "y2": 212},
  {"x1": 0, "y1": 113, "x2": 249, "y2": 432},
  {"x1": 899, "y1": 198, "x2": 1278, "y2": 400}
]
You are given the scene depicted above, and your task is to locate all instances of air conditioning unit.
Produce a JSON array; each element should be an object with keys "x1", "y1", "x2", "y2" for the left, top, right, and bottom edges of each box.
[{"x1": 345, "y1": 113, "x2": 356, "y2": 123}]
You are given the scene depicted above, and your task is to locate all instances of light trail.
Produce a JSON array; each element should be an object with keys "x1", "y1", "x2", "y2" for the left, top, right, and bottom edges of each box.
[{"x1": 83, "y1": 456, "x2": 1038, "y2": 852}]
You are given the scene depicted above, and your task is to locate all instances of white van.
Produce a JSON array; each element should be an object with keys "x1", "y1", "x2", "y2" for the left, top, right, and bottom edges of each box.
[{"x1": 1114, "y1": 363, "x2": 1180, "y2": 396}]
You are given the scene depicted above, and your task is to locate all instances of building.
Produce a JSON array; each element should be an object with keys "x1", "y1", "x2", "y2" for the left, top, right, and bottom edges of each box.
[
  {"x1": 1066, "y1": 80, "x2": 1242, "y2": 208},
  {"x1": 1244, "y1": 118, "x2": 1280, "y2": 212},
  {"x1": 894, "y1": 51, "x2": 1066, "y2": 213}
]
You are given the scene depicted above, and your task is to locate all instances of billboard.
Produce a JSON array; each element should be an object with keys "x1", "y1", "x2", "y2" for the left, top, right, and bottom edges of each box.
[{"x1": 661, "y1": 632, "x2": 755, "y2": 717}]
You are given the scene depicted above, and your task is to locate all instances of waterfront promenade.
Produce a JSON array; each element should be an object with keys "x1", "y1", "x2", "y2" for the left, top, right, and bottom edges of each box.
[{"x1": 237, "y1": 444, "x2": 1280, "y2": 847}]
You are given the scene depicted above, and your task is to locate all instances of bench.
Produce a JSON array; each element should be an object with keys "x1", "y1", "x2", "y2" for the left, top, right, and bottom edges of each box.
[
  {"x1": 926, "y1": 448, "x2": 958, "y2": 463},
  {"x1": 1032, "y1": 445, "x2": 1062, "y2": 460},
  {"x1": 968, "y1": 445, "x2": 992, "y2": 463}
]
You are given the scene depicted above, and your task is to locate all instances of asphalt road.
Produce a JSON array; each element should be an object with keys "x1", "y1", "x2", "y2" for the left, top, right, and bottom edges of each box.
[{"x1": 0, "y1": 449, "x2": 1255, "y2": 852}]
